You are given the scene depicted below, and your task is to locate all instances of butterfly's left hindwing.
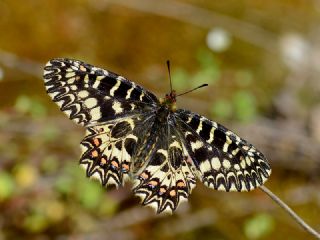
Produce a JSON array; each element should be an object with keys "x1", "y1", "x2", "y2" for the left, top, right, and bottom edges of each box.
[{"x1": 132, "y1": 124, "x2": 197, "y2": 213}]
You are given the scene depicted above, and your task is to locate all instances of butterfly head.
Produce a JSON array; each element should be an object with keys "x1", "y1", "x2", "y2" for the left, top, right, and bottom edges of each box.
[
  {"x1": 159, "y1": 90, "x2": 177, "y2": 112},
  {"x1": 161, "y1": 60, "x2": 207, "y2": 112}
]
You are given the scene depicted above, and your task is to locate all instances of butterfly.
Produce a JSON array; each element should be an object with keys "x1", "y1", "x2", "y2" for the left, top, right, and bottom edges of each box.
[{"x1": 43, "y1": 58, "x2": 271, "y2": 213}]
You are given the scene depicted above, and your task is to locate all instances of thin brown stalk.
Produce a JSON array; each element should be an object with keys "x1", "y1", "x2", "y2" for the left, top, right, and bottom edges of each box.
[{"x1": 259, "y1": 185, "x2": 320, "y2": 239}]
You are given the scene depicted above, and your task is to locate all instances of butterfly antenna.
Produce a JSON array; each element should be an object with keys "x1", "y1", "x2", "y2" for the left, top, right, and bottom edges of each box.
[
  {"x1": 177, "y1": 84, "x2": 208, "y2": 97},
  {"x1": 166, "y1": 60, "x2": 173, "y2": 93}
]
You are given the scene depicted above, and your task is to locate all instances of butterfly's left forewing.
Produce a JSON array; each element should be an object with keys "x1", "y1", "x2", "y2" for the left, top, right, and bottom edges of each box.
[{"x1": 175, "y1": 109, "x2": 271, "y2": 192}]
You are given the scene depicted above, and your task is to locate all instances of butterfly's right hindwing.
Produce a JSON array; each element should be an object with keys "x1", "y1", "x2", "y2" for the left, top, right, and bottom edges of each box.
[
  {"x1": 79, "y1": 113, "x2": 156, "y2": 186},
  {"x1": 43, "y1": 58, "x2": 158, "y2": 126}
]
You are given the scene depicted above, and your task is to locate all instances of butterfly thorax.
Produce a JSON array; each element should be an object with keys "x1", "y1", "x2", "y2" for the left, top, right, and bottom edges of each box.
[{"x1": 159, "y1": 90, "x2": 177, "y2": 112}]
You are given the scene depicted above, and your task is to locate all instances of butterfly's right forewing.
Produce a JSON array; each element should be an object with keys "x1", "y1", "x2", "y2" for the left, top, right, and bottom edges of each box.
[{"x1": 43, "y1": 58, "x2": 158, "y2": 126}]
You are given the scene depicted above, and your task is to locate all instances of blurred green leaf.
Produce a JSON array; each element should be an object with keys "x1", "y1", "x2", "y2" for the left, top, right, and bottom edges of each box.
[
  {"x1": 172, "y1": 49, "x2": 221, "y2": 92},
  {"x1": 41, "y1": 124, "x2": 60, "y2": 142},
  {"x1": 54, "y1": 175, "x2": 73, "y2": 195},
  {"x1": 39, "y1": 199, "x2": 66, "y2": 222},
  {"x1": 23, "y1": 213, "x2": 48, "y2": 233},
  {"x1": 191, "y1": 67, "x2": 220, "y2": 88},
  {"x1": 14, "y1": 95, "x2": 32, "y2": 114},
  {"x1": 72, "y1": 211, "x2": 96, "y2": 232},
  {"x1": 172, "y1": 68, "x2": 190, "y2": 90},
  {"x1": 196, "y1": 48, "x2": 218, "y2": 69},
  {"x1": 244, "y1": 213, "x2": 275, "y2": 239},
  {"x1": 76, "y1": 180, "x2": 104, "y2": 210},
  {"x1": 30, "y1": 99, "x2": 47, "y2": 118},
  {"x1": 55, "y1": 164, "x2": 117, "y2": 214},
  {"x1": 0, "y1": 172, "x2": 15, "y2": 200},
  {"x1": 192, "y1": 49, "x2": 220, "y2": 88},
  {"x1": 13, "y1": 163, "x2": 39, "y2": 189},
  {"x1": 235, "y1": 70, "x2": 253, "y2": 87},
  {"x1": 210, "y1": 99, "x2": 233, "y2": 120},
  {"x1": 98, "y1": 196, "x2": 118, "y2": 216},
  {"x1": 14, "y1": 95, "x2": 47, "y2": 118},
  {"x1": 54, "y1": 163, "x2": 82, "y2": 195},
  {"x1": 233, "y1": 91, "x2": 257, "y2": 122},
  {"x1": 40, "y1": 156, "x2": 59, "y2": 174}
]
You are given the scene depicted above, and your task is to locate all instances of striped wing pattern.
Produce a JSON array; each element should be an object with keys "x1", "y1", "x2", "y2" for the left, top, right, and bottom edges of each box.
[
  {"x1": 79, "y1": 116, "x2": 140, "y2": 186},
  {"x1": 132, "y1": 118, "x2": 197, "y2": 213},
  {"x1": 43, "y1": 58, "x2": 271, "y2": 214},
  {"x1": 176, "y1": 109, "x2": 271, "y2": 192},
  {"x1": 43, "y1": 58, "x2": 158, "y2": 126}
]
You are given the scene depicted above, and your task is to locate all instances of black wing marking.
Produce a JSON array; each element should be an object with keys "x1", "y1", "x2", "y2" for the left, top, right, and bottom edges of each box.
[
  {"x1": 43, "y1": 58, "x2": 158, "y2": 126},
  {"x1": 175, "y1": 109, "x2": 271, "y2": 192},
  {"x1": 132, "y1": 122, "x2": 196, "y2": 213},
  {"x1": 79, "y1": 113, "x2": 155, "y2": 187}
]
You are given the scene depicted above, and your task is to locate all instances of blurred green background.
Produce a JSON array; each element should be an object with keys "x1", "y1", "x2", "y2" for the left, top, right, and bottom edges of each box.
[{"x1": 0, "y1": 0, "x2": 319, "y2": 239}]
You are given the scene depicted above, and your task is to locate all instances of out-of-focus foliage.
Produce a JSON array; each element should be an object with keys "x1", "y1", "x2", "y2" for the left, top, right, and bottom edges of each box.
[
  {"x1": 0, "y1": 172, "x2": 15, "y2": 200},
  {"x1": 0, "y1": 0, "x2": 319, "y2": 239},
  {"x1": 14, "y1": 95, "x2": 47, "y2": 118},
  {"x1": 174, "y1": 49, "x2": 258, "y2": 122},
  {"x1": 172, "y1": 49, "x2": 220, "y2": 91},
  {"x1": 244, "y1": 213, "x2": 275, "y2": 239}
]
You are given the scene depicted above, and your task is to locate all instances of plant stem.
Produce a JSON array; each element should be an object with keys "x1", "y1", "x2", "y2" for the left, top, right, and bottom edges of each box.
[{"x1": 259, "y1": 185, "x2": 320, "y2": 239}]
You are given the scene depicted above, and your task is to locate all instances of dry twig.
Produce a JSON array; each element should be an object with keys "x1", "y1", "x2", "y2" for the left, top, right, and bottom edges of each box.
[{"x1": 259, "y1": 185, "x2": 320, "y2": 239}]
